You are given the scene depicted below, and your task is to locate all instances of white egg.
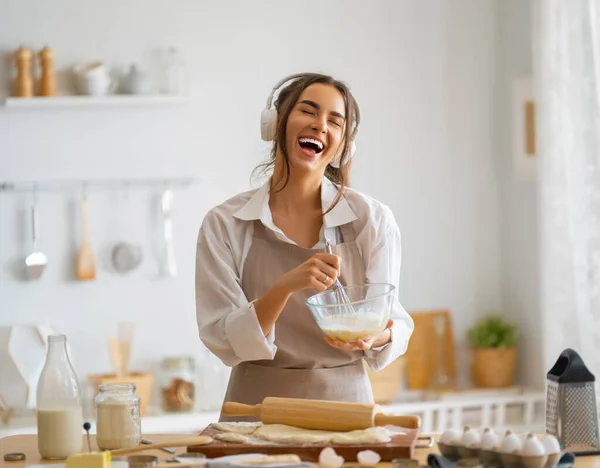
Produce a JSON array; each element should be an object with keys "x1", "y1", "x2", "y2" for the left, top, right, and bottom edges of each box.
[
  {"x1": 541, "y1": 434, "x2": 561, "y2": 454},
  {"x1": 480, "y1": 428, "x2": 500, "y2": 450},
  {"x1": 440, "y1": 428, "x2": 462, "y2": 445},
  {"x1": 460, "y1": 426, "x2": 481, "y2": 448},
  {"x1": 357, "y1": 450, "x2": 381, "y2": 467},
  {"x1": 500, "y1": 430, "x2": 523, "y2": 454},
  {"x1": 319, "y1": 447, "x2": 344, "y2": 468},
  {"x1": 521, "y1": 433, "x2": 546, "y2": 456}
]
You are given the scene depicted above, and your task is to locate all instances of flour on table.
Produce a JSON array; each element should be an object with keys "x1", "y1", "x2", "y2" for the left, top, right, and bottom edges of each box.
[
  {"x1": 214, "y1": 432, "x2": 251, "y2": 443},
  {"x1": 212, "y1": 421, "x2": 263, "y2": 434}
]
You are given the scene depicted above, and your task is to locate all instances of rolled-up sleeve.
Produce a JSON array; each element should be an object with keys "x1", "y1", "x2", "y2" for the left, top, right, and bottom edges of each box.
[
  {"x1": 360, "y1": 205, "x2": 414, "y2": 372},
  {"x1": 195, "y1": 211, "x2": 277, "y2": 367}
]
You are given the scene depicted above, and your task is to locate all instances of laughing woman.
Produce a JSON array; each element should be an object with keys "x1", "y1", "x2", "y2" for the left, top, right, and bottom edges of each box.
[{"x1": 195, "y1": 73, "x2": 414, "y2": 420}]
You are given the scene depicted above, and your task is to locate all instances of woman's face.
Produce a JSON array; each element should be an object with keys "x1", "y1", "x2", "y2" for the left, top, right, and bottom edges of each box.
[{"x1": 282, "y1": 83, "x2": 347, "y2": 175}]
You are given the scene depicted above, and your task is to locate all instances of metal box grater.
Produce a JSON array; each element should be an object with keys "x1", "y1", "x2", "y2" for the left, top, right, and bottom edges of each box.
[{"x1": 546, "y1": 348, "x2": 600, "y2": 455}]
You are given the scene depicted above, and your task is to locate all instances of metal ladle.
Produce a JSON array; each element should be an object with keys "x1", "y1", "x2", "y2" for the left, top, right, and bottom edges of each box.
[{"x1": 25, "y1": 192, "x2": 48, "y2": 280}]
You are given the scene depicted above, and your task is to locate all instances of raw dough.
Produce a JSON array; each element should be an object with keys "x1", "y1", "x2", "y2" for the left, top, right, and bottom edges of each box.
[
  {"x1": 236, "y1": 454, "x2": 302, "y2": 465},
  {"x1": 212, "y1": 421, "x2": 394, "y2": 445},
  {"x1": 215, "y1": 432, "x2": 251, "y2": 443},
  {"x1": 253, "y1": 424, "x2": 391, "y2": 445},
  {"x1": 213, "y1": 421, "x2": 263, "y2": 435},
  {"x1": 331, "y1": 427, "x2": 391, "y2": 445}
]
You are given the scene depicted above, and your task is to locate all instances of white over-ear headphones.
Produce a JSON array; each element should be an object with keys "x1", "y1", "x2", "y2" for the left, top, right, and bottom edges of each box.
[{"x1": 260, "y1": 73, "x2": 357, "y2": 168}]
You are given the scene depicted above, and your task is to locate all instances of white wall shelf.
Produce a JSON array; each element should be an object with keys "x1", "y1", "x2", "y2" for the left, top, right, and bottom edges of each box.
[{"x1": 1, "y1": 94, "x2": 188, "y2": 109}]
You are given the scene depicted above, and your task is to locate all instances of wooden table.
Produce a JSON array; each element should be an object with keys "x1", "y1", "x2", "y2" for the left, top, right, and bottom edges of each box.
[{"x1": 1, "y1": 434, "x2": 599, "y2": 468}]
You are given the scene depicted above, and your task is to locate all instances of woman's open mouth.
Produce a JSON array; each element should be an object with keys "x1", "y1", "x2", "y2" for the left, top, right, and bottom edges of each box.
[{"x1": 298, "y1": 137, "x2": 325, "y2": 158}]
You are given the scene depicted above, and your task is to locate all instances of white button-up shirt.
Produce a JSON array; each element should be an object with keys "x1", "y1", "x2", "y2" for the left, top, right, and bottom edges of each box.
[{"x1": 195, "y1": 177, "x2": 414, "y2": 371}]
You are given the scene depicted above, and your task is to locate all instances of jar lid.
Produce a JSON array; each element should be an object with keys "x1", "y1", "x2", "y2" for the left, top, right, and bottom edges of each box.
[
  {"x1": 99, "y1": 382, "x2": 137, "y2": 393},
  {"x1": 161, "y1": 356, "x2": 195, "y2": 370}
]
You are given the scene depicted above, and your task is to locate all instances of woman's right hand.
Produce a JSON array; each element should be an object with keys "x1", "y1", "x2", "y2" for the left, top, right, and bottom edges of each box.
[{"x1": 275, "y1": 253, "x2": 341, "y2": 294}]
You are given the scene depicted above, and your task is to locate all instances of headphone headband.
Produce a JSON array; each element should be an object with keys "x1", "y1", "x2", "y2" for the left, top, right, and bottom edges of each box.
[{"x1": 264, "y1": 73, "x2": 312, "y2": 110}]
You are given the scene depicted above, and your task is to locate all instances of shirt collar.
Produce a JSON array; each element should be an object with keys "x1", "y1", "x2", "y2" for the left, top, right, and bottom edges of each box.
[{"x1": 233, "y1": 177, "x2": 358, "y2": 231}]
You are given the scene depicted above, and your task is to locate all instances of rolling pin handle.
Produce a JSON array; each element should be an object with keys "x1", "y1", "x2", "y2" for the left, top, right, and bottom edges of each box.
[{"x1": 222, "y1": 401, "x2": 262, "y2": 418}]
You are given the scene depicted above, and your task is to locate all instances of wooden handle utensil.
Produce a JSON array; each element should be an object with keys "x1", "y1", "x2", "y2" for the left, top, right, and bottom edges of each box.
[
  {"x1": 222, "y1": 397, "x2": 420, "y2": 432},
  {"x1": 110, "y1": 436, "x2": 212, "y2": 455}
]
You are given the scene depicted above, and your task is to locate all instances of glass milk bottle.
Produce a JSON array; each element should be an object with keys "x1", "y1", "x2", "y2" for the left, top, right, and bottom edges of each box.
[{"x1": 36, "y1": 334, "x2": 83, "y2": 459}]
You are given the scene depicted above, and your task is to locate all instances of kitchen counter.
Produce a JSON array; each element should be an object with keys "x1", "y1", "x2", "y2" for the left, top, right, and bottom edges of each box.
[{"x1": 1, "y1": 433, "x2": 599, "y2": 468}]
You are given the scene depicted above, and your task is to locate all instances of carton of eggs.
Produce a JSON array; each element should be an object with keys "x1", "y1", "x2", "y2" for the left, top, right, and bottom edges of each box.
[{"x1": 438, "y1": 427, "x2": 562, "y2": 468}]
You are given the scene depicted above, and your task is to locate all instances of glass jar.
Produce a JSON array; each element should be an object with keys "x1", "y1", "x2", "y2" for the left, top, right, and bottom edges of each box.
[
  {"x1": 95, "y1": 383, "x2": 142, "y2": 450},
  {"x1": 36, "y1": 334, "x2": 83, "y2": 459},
  {"x1": 160, "y1": 357, "x2": 195, "y2": 412}
]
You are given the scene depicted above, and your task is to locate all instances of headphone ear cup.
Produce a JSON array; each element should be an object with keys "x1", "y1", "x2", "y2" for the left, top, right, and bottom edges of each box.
[
  {"x1": 330, "y1": 139, "x2": 356, "y2": 168},
  {"x1": 260, "y1": 108, "x2": 278, "y2": 141}
]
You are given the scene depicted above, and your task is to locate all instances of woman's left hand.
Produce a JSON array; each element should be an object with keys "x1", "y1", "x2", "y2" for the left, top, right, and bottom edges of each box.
[{"x1": 325, "y1": 319, "x2": 394, "y2": 351}]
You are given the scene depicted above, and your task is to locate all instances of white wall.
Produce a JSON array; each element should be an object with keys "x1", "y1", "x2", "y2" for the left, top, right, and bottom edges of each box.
[
  {"x1": 0, "y1": 0, "x2": 502, "y2": 408},
  {"x1": 494, "y1": 0, "x2": 544, "y2": 389}
]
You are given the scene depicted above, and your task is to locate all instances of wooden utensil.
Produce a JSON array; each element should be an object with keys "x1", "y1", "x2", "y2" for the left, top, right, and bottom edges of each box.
[
  {"x1": 404, "y1": 309, "x2": 456, "y2": 389},
  {"x1": 37, "y1": 46, "x2": 57, "y2": 97},
  {"x1": 189, "y1": 424, "x2": 432, "y2": 462},
  {"x1": 76, "y1": 195, "x2": 96, "y2": 280},
  {"x1": 221, "y1": 397, "x2": 420, "y2": 432},
  {"x1": 110, "y1": 436, "x2": 213, "y2": 455}
]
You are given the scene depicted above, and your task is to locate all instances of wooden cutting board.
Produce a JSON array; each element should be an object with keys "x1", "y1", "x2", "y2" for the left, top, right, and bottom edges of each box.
[
  {"x1": 404, "y1": 309, "x2": 456, "y2": 390},
  {"x1": 187, "y1": 424, "x2": 429, "y2": 461}
]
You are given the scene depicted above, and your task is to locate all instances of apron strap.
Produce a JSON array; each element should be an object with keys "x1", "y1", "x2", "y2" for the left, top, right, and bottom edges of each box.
[{"x1": 337, "y1": 222, "x2": 356, "y2": 244}]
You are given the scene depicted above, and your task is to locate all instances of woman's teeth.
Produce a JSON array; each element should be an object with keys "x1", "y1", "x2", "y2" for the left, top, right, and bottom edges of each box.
[{"x1": 298, "y1": 137, "x2": 324, "y2": 154}]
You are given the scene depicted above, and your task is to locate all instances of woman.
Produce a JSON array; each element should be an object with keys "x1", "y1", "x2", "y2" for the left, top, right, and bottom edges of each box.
[{"x1": 195, "y1": 73, "x2": 414, "y2": 419}]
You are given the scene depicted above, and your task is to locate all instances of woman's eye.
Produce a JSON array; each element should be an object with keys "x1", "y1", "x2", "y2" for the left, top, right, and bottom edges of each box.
[
  {"x1": 329, "y1": 120, "x2": 342, "y2": 127},
  {"x1": 301, "y1": 110, "x2": 315, "y2": 115}
]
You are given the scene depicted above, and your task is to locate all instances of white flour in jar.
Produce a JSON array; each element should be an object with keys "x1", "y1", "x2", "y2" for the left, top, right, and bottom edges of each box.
[{"x1": 96, "y1": 397, "x2": 141, "y2": 450}]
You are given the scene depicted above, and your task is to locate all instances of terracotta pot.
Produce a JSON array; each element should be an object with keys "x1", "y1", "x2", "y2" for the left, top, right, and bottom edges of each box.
[{"x1": 471, "y1": 347, "x2": 517, "y2": 388}]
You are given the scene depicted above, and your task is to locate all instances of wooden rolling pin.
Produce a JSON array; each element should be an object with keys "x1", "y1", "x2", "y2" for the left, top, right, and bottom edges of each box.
[{"x1": 222, "y1": 397, "x2": 420, "y2": 432}]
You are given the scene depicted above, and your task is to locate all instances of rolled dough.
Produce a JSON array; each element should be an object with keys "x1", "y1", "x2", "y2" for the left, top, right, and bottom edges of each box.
[
  {"x1": 253, "y1": 424, "x2": 391, "y2": 445},
  {"x1": 212, "y1": 421, "x2": 263, "y2": 434},
  {"x1": 214, "y1": 432, "x2": 251, "y2": 443}
]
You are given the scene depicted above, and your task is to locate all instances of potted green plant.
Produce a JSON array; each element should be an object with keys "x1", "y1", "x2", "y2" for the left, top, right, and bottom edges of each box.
[{"x1": 467, "y1": 314, "x2": 517, "y2": 388}]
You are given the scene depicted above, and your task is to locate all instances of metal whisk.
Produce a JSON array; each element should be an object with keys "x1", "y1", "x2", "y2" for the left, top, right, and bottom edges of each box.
[{"x1": 324, "y1": 236, "x2": 357, "y2": 315}]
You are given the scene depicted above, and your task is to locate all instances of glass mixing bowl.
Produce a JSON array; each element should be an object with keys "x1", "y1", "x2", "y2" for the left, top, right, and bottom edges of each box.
[{"x1": 306, "y1": 283, "x2": 395, "y2": 343}]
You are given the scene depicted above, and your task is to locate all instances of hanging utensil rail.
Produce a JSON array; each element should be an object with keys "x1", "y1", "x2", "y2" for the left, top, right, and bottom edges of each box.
[{"x1": 0, "y1": 177, "x2": 200, "y2": 193}]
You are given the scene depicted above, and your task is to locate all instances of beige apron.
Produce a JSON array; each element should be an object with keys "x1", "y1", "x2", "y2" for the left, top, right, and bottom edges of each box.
[{"x1": 219, "y1": 220, "x2": 374, "y2": 422}]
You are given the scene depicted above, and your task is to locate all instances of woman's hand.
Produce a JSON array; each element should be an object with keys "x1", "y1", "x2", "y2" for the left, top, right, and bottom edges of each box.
[
  {"x1": 275, "y1": 253, "x2": 341, "y2": 295},
  {"x1": 325, "y1": 319, "x2": 394, "y2": 351}
]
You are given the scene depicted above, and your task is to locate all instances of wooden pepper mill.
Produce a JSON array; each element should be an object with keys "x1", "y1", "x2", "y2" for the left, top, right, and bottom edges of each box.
[
  {"x1": 13, "y1": 47, "x2": 34, "y2": 97},
  {"x1": 38, "y1": 46, "x2": 57, "y2": 97}
]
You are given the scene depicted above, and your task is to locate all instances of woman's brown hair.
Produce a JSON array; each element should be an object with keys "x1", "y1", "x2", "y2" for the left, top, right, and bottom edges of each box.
[{"x1": 253, "y1": 73, "x2": 360, "y2": 213}]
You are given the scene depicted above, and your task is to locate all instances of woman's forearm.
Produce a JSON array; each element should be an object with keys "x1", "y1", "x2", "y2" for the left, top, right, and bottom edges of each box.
[{"x1": 253, "y1": 282, "x2": 292, "y2": 336}]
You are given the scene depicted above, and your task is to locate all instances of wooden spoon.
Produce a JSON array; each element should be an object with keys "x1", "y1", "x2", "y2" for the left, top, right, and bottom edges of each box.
[
  {"x1": 109, "y1": 436, "x2": 213, "y2": 456},
  {"x1": 76, "y1": 195, "x2": 96, "y2": 280}
]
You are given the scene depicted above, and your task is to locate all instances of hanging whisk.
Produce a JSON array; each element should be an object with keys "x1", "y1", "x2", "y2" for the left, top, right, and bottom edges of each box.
[{"x1": 325, "y1": 236, "x2": 358, "y2": 315}]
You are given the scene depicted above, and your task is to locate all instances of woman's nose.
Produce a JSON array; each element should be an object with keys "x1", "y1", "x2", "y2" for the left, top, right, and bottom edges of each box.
[{"x1": 311, "y1": 118, "x2": 328, "y2": 133}]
